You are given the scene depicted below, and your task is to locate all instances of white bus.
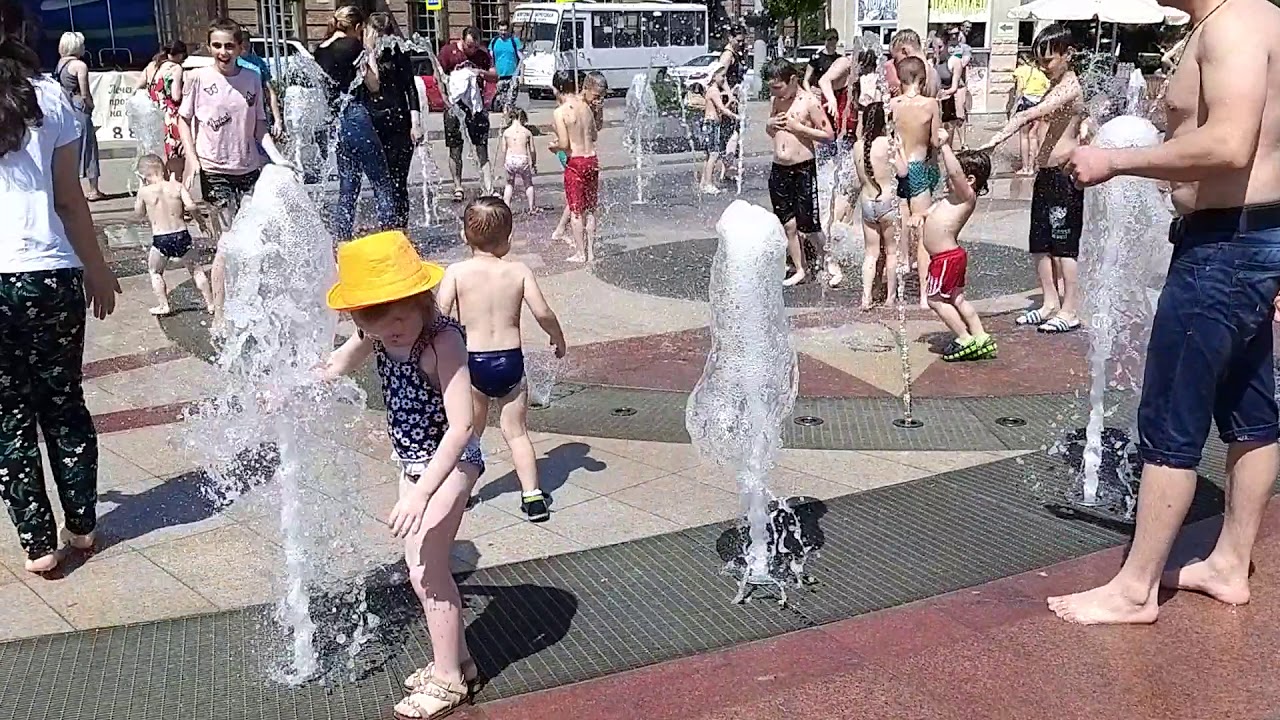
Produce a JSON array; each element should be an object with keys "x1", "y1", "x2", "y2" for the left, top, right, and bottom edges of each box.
[{"x1": 512, "y1": 1, "x2": 709, "y2": 97}]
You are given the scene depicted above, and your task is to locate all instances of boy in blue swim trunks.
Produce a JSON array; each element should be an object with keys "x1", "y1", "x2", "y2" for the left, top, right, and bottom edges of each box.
[
  {"x1": 889, "y1": 55, "x2": 942, "y2": 308},
  {"x1": 438, "y1": 197, "x2": 567, "y2": 522},
  {"x1": 133, "y1": 154, "x2": 213, "y2": 316}
]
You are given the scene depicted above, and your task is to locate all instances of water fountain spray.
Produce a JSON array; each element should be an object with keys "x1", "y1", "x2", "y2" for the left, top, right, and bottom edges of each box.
[
  {"x1": 687, "y1": 201, "x2": 813, "y2": 605},
  {"x1": 882, "y1": 128, "x2": 921, "y2": 429},
  {"x1": 734, "y1": 81, "x2": 748, "y2": 196},
  {"x1": 625, "y1": 72, "x2": 659, "y2": 205}
]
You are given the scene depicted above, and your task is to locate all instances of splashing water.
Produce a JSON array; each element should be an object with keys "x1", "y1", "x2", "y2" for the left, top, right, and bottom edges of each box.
[
  {"x1": 686, "y1": 200, "x2": 804, "y2": 604},
  {"x1": 525, "y1": 349, "x2": 564, "y2": 408},
  {"x1": 1076, "y1": 115, "x2": 1171, "y2": 511},
  {"x1": 182, "y1": 165, "x2": 382, "y2": 684},
  {"x1": 625, "y1": 73, "x2": 660, "y2": 205},
  {"x1": 123, "y1": 92, "x2": 165, "y2": 203},
  {"x1": 734, "y1": 82, "x2": 748, "y2": 196}
]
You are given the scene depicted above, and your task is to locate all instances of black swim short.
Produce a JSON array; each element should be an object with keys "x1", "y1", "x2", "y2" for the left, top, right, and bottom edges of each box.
[
  {"x1": 200, "y1": 168, "x2": 261, "y2": 210},
  {"x1": 768, "y1": 159, "x2": 820, "y2": 234},
  {"x1": 1029, "y1": 167, "x2": 1084, "y2": 258},
  {"x1": 152, "y1": 229, "x2": 193, "y2": 259},
  {"x1": 443, "y1": 106, "x2": 491, "y2": 152}
]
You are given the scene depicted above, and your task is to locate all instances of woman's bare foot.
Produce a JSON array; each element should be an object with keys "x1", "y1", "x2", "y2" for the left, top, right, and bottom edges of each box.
[
  {"x1": 783, "y1": 270, "x2": 806, "y2": 287},
  {"x1": 1161, "y1": 559, "x2": 1251, "y2": 606},
  {"x1": 566, "y1": 253, "x2": 587, "y2": 263},
  {"x1": 24, "y1": 550, "x2": 62, "y2": 574},
  {"x1": 1047, "y1": 581, "x2": 1159, "y2": 625}
]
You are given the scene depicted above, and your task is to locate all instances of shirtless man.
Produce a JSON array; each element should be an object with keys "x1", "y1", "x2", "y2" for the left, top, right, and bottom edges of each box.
[
  {"x1": 1048, "y1": 0, "x2": 1280, "y2": 625},
  {"x1": 979, "y1": 24, "x2": 1085, "y2": 334},
  {"x1": 763, "y1": 58, "x2": 838, "y2": 287},
  {"x1": 887, "y1": 29, "x2": 939, "y2": 97},
  {"x1": 890, "y1": 56, "x2": 942, "y2": 307},
  {"x1": 549, "y1": 70, "x2": 599, "y2": 263}
]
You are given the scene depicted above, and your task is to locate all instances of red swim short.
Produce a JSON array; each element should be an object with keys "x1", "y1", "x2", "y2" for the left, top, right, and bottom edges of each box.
[
  {"x1": 926, "y1": 246, "x2": 968, "y2": 299},
  {"x1": 564, "y1": 155, "x2": 600, "y2": 214}
]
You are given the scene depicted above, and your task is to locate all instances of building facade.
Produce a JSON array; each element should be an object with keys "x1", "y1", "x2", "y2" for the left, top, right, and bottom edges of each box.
[{"x1": 829, "y1": 0, "x2": 1037, "y2": 115}]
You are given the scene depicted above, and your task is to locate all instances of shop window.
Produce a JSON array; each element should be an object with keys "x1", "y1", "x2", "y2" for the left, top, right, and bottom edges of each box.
[
  {"x1": 409, "y1": 1, "x2": 444, "y2": 52},
  {"x1": 470, "y1": 0, "x2": 505, "y2": 42}
]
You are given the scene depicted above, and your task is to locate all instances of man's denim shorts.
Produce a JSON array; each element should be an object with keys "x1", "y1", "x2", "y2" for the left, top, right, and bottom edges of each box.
[{"x1": 1138, "y1": 203, "x2": 1280, "y2": 469}]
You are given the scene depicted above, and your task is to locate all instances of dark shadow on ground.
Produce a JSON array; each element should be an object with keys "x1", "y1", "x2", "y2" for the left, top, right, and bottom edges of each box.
[{"x1": 472, "y1": 441, "x2": 607, "y2": 505}]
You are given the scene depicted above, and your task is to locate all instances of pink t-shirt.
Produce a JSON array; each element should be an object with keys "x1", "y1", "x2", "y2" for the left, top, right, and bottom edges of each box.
[{"x1": 179, "y1": 66, "x2": 266, "y2": 175}]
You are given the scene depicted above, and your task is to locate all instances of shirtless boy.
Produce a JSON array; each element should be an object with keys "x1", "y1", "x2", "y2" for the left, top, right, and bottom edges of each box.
[
  {"x1": 551, "y1": 72, "x2": 607, "y2": 245},
  {"x1": 1050, "y1": 0, "x2": 1280, "y2": 626},
  {"x1": 438, "y1": 198, "x2": 567, "y2": 522},
  {"x1": 921, "y1": 134, "x2": 996, "y2": 361},
  {"x1": 890, "y1": 56, "x2": 942, "y2": 307},
  {"x1": 498, "y1": 107, "x2": 537, "y2": 213},
  {"x1": 133, "y1": 154, "x2": 213, "y2": 316},
  {"x1": 763, "y1": 58, "x2": 839, "y2": 287},
  {"x1": 979, "y1": 24, "x2": 1085, "y2": 334},
  {"x1": 549, "y1": 70, "x2": 599, "y2": 263}
]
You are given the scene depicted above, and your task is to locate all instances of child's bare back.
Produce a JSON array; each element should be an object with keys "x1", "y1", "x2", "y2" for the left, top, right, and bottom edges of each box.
[
  {"x1": 503, "y1": 123, "x2": 532, "y2": 159},
  {"x1": 138, "y1": 179, "x2": 192, "y2": 235},
  {"x1": 443, "y1": 257, "x2": 532, "y2": 351}
]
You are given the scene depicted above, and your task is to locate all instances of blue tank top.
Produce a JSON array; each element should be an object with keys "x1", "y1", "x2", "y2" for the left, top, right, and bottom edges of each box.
[{"x1": 372, "y1": 315, "x2": 484, "y2": 473}]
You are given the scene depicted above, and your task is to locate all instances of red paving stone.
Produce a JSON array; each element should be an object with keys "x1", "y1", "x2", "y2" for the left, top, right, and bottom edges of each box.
[
  {"x1": 471, "y1": 503, "x2": 1280, "y2": 720},
  {"x1": 92, "y1": 402, "x2": 192, "y2": 434},
  {"x1": 82, "y1": 345, "x2": 189, "y2": 380}
]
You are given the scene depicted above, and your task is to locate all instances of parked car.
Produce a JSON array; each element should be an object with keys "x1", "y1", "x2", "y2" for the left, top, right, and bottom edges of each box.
[{"x1": 668, "y1": 52, "x2": 719, "y2": 87}]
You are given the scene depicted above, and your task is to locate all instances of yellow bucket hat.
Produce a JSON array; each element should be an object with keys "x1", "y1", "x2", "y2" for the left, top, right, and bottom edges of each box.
[{"x1": 327, "y1": 231, "x2": 445, "y2": 311}]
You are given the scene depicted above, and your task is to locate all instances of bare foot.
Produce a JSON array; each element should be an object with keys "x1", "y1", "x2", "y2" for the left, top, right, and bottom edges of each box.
[
  {"x1": 1161, "y1": 559, "x2": 1251, "y2": 606},
  {"x1": 24, "y1": 550, "x2": 62, "y2": 574},
  {"x1": 919, "y1": 297, "x2": 930, "y2": 310},
  {"x1": 1047, "y1": 582, "x2": 1159, "y2": 625},
  {"x1": 566, "y1": 253, "x2": 587, "y2": 263},
  {"x1": 783, "y1": 270, "x2": 806, "y2": 287},
  {"x1": 860, "y1": 299, "x2": 876, "y2": 311},
  {"x1": 149, "y1": 305, "x2": 172, "y2": 316},
  {"x1": 826, "y1": 262, "x2": 844, "y2": 288}
]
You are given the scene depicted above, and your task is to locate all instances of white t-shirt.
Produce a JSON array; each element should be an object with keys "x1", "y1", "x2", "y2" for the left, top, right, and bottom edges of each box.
[{"x1": 0, "y1": 76, "x2": 83, "y2": 273}]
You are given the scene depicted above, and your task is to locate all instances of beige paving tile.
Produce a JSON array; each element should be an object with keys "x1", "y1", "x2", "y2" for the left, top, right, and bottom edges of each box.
[
  {"x1": 556, "y1": 436, "x2": 704, "y2": 473},
  {"x1": 471, "y1": 457, "x2": 600, "y2": 512},
  {"x1": 680, "y1": 461, "x2": 862, "y2": 502},
  {"x1": 97, "y1": 475, "x2": 233, "y2": 551},
  {"x1": 24, "y1": 551, "x2": 215, "y2": 629},
  {"x1": 97, "y1": 426, "x2": 200, "y2": 478},
  {"x1": 858, "y1": 450, "x2": 1007, "y2": 474},
  {"x1": 611, "y1": 474, "x2": 739, "y2": 527},
  {"x1": 777, "y1": 448, "x2": 932, "y2": 488},
  {"x1": 0, "y1": 582, "x2": 73, "y2": 640},
  {"x1": 300, "y1": 439, "x2": 400, "y2": 499},
  {"x1": 456, "y1": 502, "x2": 522, "y2": 543},
  {"x1": 531, "y1": 446, "x2": 669, "y2": 496},
  {"x1": 88, "y1": 357, "x2": 218, "y2": 407},
  {"x1": 95, "y1": 447, "x2": 159, "y2": 490},
  {"x1": 237, "y1": 490, "x2": 403, "y2": 578},
  {"x1": 467, "y1": 522, "x2": 588, "y2": 570},
  {"x1": 544, "y1": 496, "x2": 680, "y2": 549},
  {"x1": 81, "y1": 381, "x2": 136, "y2": 415},
  {"x1": 0, "y1": 563, "x2": 16, "y2": 586},
  {"x1": 139, "y1": 525, "x2": 286, "y2": 610}
]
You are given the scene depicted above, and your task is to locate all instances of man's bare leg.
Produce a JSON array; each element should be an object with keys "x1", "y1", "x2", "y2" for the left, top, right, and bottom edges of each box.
[
  {"x1": 567, "y1": 211, "x2": 587, "y2": 262},
  {"x1": 1048, "y1": 463, "x2": 1196, "y2": 625},
  {"x1": 449, "y1": 146, "x2": 465, "y2": 196},
  {"x1": 783, "y1": 219, "x2": 806, "y2": 286},
  {"x1": 1054, "y1": 256, "x2": 1081, "y2": 324},
  {"x1": 1032, "y1": 253, "x2": 1061, "y2": 317},
  {"x1": 477, "y1": 154, "x2": 494, "y2": 196},
  {"x1": 1163, "y1": 440, "x2": 1277, "y2": 605}
]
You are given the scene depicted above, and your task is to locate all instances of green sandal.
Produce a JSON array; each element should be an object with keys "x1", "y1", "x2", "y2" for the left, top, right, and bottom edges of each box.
[{"x1": 942, "y1": 335, "x2": 996, "y2": 362}]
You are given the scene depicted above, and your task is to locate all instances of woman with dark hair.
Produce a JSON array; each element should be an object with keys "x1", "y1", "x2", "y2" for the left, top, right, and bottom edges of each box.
[
  {"x1": 365, "y1": 12, "x2": 421, "y2": 228},
  {"x1": 313, "y1": 5, "x2": 399, "y2": 240},
  {"x1": 0, "y1": 0, "x2": 120, "y2": 574},
  {"x1": 136, "y1": 40, "x2": 189, "y2": 179}
]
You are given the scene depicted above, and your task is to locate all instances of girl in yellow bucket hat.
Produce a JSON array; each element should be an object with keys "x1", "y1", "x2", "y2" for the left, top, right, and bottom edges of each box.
[{"x1": 321, "y1": 230, "x2": 484, "y2": 719}]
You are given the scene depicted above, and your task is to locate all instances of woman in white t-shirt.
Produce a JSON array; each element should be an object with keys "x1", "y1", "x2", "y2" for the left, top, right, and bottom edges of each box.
[{"x1": 0, "y1": 0, "x2": 120, "y2": 574}]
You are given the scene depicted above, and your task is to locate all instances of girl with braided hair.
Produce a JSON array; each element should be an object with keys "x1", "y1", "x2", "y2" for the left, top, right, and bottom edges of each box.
[{"x1": 852, "y1": 102, "x2": 898, "y2": 310}]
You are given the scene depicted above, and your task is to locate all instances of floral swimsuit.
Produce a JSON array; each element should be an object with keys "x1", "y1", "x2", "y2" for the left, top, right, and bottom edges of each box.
[{"x1": 372, "y1": 315, "x2": 485, "y2": 479}]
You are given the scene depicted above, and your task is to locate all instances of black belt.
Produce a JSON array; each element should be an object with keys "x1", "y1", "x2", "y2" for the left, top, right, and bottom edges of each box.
[{"x1": 1174, "y1": 201, "x2": 1280, "y2": 235}]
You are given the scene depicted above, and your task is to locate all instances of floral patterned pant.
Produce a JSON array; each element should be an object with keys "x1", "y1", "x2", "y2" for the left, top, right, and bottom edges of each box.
[{"x1": 0, "y1": 269, "x2": 98, "y2": 560}]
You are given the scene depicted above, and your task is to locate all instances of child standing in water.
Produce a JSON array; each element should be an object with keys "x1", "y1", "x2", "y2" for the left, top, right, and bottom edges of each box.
[
  {"x1": 321, "y1": 231, "x2": 484, "y2": 720},
  {"x1": 921, "y1": 131, "x2": 997, "y2": 361},
  {"x1": 852, "y1": 102, "x2": 899, "y2": 310},
  {"x1": 438, "y1": 198, "x2": 567, "y2": 522},
  {"x1": 497, "y1": 108, "x2": 537, "y2": 213},
  {"x1": 133, "y1": 154, "x2": 213, "y2": 316},
  {"x1": 889, "y1": 55, "x2": 942, "y2": 309}
]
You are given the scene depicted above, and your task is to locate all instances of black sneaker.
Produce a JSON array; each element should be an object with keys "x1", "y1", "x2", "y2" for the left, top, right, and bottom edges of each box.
[{"x1": 521, "y1": 492, "x2": 551, "y2": 522}]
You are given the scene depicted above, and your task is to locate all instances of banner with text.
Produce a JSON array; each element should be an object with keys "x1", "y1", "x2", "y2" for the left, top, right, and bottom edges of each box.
[{"x1": 89, "y1": 71, "x2": 144, "y2": 144}]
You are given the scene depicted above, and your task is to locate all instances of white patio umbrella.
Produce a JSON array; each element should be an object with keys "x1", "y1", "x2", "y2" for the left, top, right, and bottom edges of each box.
[{"x1": 1008, "y1": 0, "x2": 1189, "y2": 25}]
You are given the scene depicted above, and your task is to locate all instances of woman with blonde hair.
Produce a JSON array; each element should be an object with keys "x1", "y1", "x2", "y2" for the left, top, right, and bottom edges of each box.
[
  {"x1": 54, "y1": 31, "x2": 102, "y2": 200},
  {"x1": 314, "y1": 5, "x2": 399, "y2": 240}
]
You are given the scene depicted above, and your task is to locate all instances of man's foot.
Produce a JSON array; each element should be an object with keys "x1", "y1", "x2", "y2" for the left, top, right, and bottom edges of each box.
[
  {"x1": 783, "y1": 270, "x2": 806, "y2": 287},
  {"x1": 702, "y1": 185, "x2": 722, "y2": 195},
  {"x1": 826, "y1": 261, "x2": 844, "y2": 288},
  {"x1": 1161, "y1": 559, "x2": 1251, "y2": 606},
  {"x1": 860, "y1": 298, "x2": 877, "y2": 311},
  {"x1": 1047, "y1": 581, "x2": 1159, "y2": 626},
  {"x1": 149, "y1": 305, "x2": 173, "y2": 317},
  {"x1": 521, "y1": 491, "x2": 551, "y2": 522},
  {"x1": 566, "y1": 253, "x2": 587, "y2": 263},
  {"x1": 1016, "y1": 307, "x2": 1057, "y2": 326}
]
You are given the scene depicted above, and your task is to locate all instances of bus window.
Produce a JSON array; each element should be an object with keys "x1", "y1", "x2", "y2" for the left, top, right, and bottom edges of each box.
[
  {"x1": 615, "y1": 11, "x2": 641, "y2": 48},
  {"x1": 670, "y1": 12, "x2": 694, "y2": 46},
  {"x1": 515, "y1": 9, "x2": 559, "y2": 54},
  {"x1": 592, "y1": 11, "x2": 616, "y2": 49},
  {"x1": 558, "y1": 19, "x2": 584, "y2": 52},
  {"x1": 641, "y1": 12, "x2": 669, "y2": 47}
]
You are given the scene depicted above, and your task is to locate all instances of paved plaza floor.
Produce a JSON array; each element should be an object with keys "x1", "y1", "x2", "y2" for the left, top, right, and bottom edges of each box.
[{"x1": 0, "y1": 144, "x2": 1271, "y2": 720}]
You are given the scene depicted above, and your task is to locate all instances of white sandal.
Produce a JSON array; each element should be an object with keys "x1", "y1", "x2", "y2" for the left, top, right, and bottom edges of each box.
[
  {"x1": 393, "y1": 676, "x2": 470, "y2": 720},
  {"x1": 402, "y1": 659, "x2": 480, "y2": 693}
]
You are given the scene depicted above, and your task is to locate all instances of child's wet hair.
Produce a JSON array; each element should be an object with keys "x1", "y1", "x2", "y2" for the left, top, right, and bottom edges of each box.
[
  {"x1": 136, "y1": 153, "x2": 165, "y2": 176},
  {"x1": 584, "y1": 71, "x2": 607, "y2": 92},
  {"x1": 351, "y1": 290, "x2": 434, "y2": 326},
  {"x1": 552, "y1": 70, "x2": 576, "y2": 94},
  {"x1": 463, "y1": 197, "x2": 513, "y2": 252},
  {"x1": 1033, "y1": 23, "x2": 1075, "y2": 60},
  {"x1": 895, "y1": 55, "x2": 926, "y2": 87},
  {"x1": 956, "y1": 150, "x2": 991, "y2": 196},
  {"x1": 507, "y1": 107, "x2": 528, "y2": 125},
  {"x1": 764, "y1": 58, "x2": 798, "y2": 83}
]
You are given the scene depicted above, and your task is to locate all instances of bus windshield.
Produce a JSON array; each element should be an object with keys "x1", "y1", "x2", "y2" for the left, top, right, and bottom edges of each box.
[{"x1": 513, "y1": 9, "x2": 560, "y2": 53}]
